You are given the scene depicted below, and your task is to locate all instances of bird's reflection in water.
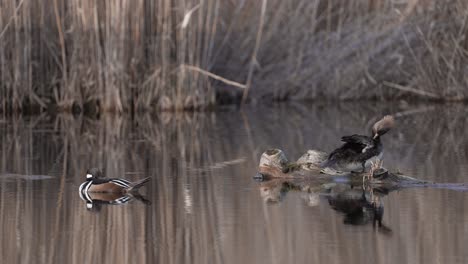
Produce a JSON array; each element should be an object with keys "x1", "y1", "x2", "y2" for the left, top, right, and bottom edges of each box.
[
  {"x1": 256, "y1": 178, "x2": 392, "y2": 234},
  {"x1": 326, "y1": 184, "x2": 392, "y2": 234},
  {"x1": 79, "y1": 191, "x2": 151, "y2": 212}
]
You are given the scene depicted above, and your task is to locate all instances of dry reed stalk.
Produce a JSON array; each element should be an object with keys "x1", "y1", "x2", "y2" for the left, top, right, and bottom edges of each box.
[
  {"x1": 182, "y1": 64, "x2": 246, "y2": 89},
  {"x1": 242, "y1": 0, "x2": 267, "y2": 105},
  {"x1": 1, "y1": 0, "x2": 468, "y2": 114}
]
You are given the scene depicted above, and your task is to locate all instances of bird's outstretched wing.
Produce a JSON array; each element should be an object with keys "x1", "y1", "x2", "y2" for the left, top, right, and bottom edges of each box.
[
  {"x1": 321, "y1": 134, "x2": 373, "y2": 168},
  {"x1": 341, "y1": 135, "x2": 373, "y2": 152}
]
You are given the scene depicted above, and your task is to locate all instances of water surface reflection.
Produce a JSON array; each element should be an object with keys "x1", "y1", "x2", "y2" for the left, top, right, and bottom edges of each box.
[{"x1": 1, "y1": 103, "x2": 468, "y2": 263}]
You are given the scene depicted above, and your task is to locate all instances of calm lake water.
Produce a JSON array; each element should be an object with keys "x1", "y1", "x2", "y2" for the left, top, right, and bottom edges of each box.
[{"x1": 1, "y1": 103, "x2": 468, "y2": 264}]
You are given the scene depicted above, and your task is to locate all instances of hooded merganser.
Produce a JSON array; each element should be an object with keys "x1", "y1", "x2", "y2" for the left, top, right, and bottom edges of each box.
[
  {"x1": 79, "y1": 190, "x2": 151, "y2": 210},
  {"x1": 321, "y1": 115, "x2": 395, "y2": 173},
  {"x1": 79, "y1": 168, "x2": 150, "y2": 198}
]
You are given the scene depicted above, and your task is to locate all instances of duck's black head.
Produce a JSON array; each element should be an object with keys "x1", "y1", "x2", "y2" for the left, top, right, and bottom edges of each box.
[
  {"x1": 372, "y1": 115, "x2": 395, "y2": 139},
  {"x1": 86, "y1": 168, "x2": 103, "y2": 180}
]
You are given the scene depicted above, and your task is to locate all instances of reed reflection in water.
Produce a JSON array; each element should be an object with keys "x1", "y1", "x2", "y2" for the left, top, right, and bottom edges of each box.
[{"x1": 1, "y1": 103, "x2": 468, "y2": 264}]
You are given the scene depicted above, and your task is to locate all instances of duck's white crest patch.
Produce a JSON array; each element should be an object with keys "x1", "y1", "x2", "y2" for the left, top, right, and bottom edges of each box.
[
  {"x1": 86, "y1": 173, "x2": 92, "y2": 179},
  {"x1": 86, "y1": 203, "x2": 93, "y2": 209}
]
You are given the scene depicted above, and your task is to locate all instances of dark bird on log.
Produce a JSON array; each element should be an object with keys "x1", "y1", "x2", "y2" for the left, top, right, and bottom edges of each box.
[{"x1": 321, "y1": 115, "x2": 395, "y2": 173}]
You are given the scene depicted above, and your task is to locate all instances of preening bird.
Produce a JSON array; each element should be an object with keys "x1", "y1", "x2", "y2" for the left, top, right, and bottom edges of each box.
[{"x1": 321, "y1": 115, "x2": 395, "y2": 173}]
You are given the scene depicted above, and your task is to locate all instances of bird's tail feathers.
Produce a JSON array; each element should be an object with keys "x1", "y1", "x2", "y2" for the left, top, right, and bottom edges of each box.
[{"x1": 126, "y1": 177, "x2": 151, "y2": 192}]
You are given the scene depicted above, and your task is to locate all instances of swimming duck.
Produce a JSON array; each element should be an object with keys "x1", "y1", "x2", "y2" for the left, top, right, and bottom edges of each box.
[
  {"x1": 79, "y1": 168, "x2": 150, "y2": 197},
  {"x1": 79, "y1": 189, "x2": 151, "y2": 210},
  {"x1": 321, "y1": 115, "x2": 395, "y2": 173}
]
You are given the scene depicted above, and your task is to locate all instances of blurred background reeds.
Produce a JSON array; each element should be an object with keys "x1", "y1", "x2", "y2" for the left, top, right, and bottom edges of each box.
[{"x1": 1, "y1": 0, "x2": 468, "y2": 114}]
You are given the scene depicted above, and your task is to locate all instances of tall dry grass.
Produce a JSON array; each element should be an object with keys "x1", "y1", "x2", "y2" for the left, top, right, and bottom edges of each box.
[{"x1": 1, "y1": 0, "x2": 468, "y2": 114}]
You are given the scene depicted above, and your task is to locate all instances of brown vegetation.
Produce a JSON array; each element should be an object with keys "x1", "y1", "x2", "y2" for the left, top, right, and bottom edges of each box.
[{"x1": 1, "y1": 0, "x2": 468, "y2": 113}]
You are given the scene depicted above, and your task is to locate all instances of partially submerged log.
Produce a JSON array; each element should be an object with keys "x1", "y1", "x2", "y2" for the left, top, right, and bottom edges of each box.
[
  {"x1": 257, "y1": 148, "x2": 468, "y2": 191},
  {"x1": 259, "y1": 148, "x2": 327, "y2": 173},
  {"x1": 255, "y1": 149, "x2": 468, "y2": 232}
]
